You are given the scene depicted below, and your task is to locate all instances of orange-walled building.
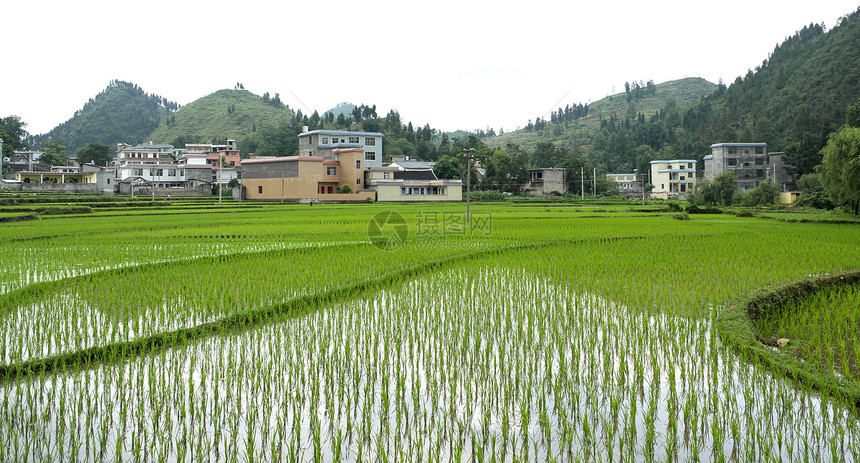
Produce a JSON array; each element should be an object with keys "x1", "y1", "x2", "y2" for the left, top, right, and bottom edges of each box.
[{"x1": 240, "y1": 148, "x2": 374, "y2": 201}]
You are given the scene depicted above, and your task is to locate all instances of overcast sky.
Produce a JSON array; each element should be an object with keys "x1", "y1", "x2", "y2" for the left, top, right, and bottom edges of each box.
[{"x1": 4, "y1": 1, "x2": 859, "y2": 137}]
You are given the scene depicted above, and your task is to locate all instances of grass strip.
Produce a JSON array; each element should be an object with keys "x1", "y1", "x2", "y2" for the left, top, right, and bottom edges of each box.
[{"x1": 716, "y1": 269, "x2": 860, "y2": 413}]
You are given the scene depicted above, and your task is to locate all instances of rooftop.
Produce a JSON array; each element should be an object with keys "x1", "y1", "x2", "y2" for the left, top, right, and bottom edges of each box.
[{"x1": 299, "y1": 130, "x2": 384, "y2": 137}]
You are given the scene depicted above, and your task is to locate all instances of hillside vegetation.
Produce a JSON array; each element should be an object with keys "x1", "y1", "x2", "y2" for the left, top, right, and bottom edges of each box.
[
  {"x1": 32, "y1": 81, "x2": 178, "y2": 153},
  {"x1": 486, "y1": 77, "x2": 717, "y2": 152},
  {"x1": 146, "y1": 89, "x2": 295, "y2": 146}
]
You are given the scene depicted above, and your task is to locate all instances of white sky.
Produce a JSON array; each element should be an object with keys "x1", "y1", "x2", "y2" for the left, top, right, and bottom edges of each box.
[{"x1": 4, "y1": 1, "x2": 859, "y2": 136}]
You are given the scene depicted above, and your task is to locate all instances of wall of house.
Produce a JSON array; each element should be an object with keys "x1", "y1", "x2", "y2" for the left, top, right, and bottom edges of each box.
[{"x1": 376, "y1": 184, "x2": 463, "y2": 202}]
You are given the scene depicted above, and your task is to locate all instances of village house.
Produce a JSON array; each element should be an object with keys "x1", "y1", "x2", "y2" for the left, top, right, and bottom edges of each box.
[
  {"x1": 650, "y1": 159, "x2": 697, "y2": 199},
  {"x1": 523, "y1": 168, "x2": 567, "y2": 195}
]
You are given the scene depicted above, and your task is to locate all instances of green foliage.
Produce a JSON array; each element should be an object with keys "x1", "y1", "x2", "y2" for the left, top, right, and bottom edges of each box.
[
  {"x1": 743, "y1": 180, "x2": 780, "y2": 206},
  {"x1": 481, "y1": 144, "x2": 528, "y2": 193},
  {"x1": 76, "y1": 142, "x2": 113, "y2": 166},
  {"x1": 818, "y1": 126, "x2": 860, "y2": 214},
  {"x1": 338, "y1": 184, "x2": 352, "y2": 194},
  {"x1": 32, "y1": 81, "x2": 177, "y2": 153},
  {"x1": 40, "y1": 142, "x2": 69, "y2": 166},
  {"x1": 695, "y1": 171, "x2": 738, "y2": 206},
  {"x1": 147, "y1": 89, "x2": 295, "y2": 152},
  {"x1": 0, "y1": 115, "x2": 30, "y2": 152}
]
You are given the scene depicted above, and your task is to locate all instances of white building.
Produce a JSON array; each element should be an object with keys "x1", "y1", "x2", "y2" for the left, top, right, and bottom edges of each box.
[{"x1": 650, "y1": 160, "x2": 697, "y2": 199}]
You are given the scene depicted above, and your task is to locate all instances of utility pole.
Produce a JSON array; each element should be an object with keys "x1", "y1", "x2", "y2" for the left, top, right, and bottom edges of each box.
[
  {"x1": 593, "y1": 167, "x2": 596, "y2": 196},
  {"x1": 218, "y1": 154, "x2": 223, "y2": 204},
  {"x1": 0, "y1": 138, "x2": 4, "y2": 182},
  {"x1": 463, "y1": 148, "x2": 474, "y2": 223},
  {"x1": 580, "y1": 166, "x2": 584, "y2": 199}
]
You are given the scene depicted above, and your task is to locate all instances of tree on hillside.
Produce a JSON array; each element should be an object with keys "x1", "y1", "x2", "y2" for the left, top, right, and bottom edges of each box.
[
  {"x1": 482, "y1": 144, "x2": 528, "y2": 193},
  {"x1": 40, "y1": 142, "x2": 69, "y2": 166},
  {"x1": 784, "y1": 131, "x2": 827, "y2": 177},
  {"x1": 847, "y1": 97, "x2": 860, "y2": 128},
  {"x1": 0, "y1": 116, "x2": 29, "y2": 152},
  {"x1": 77, "y1": 143, "x2": 113, "y2": 166},
  {"x1": 818, "y1": 126, "x2": 860, "y2": 214}
]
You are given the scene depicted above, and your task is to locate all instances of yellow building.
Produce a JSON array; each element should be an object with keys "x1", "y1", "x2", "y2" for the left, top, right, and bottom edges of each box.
[
  {"x1": 650, "y1": 159, "x2": 697, "y2": 199},
  {"x1": 240, "y1": 148, "x2": 374, "y2": 201},
  {"x1": 365, "y1": 167, "x2": 463, "y2": 202}
]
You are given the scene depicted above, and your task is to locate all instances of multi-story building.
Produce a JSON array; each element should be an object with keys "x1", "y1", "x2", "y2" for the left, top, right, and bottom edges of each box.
[
  {"x1": 650, "y1": 160, "x2": 697, "y2": 198},
  {"x1": 606, "y1": 172, "x2": 642, "y2": 198},
  {"x1": 116, "y1": 142, "x2": 175, "y2": 165},
  {"x1": 297, "y1": 129, "x2": 383, "y2": 168},
  {"x1": 523, "y1": 168, "x2": 567, "y2": 195},
  {"x1": 240, "y1": 148, "x2": 374, "y2": 201},
  {"x1": 704, "y1": 143, "x2": 768, "y2": 192},
  {"x1": 184, "y1": 140, "x2": 241, "y2": 168}
]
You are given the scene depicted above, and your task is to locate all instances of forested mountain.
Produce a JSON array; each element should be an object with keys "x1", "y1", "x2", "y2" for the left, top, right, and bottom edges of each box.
[
  {"x1": 485, "y1": 6, "x2": 860, "y2": 176},
  {"x1": 31, "y1": 80, "x2": 178, "y2": 154}
]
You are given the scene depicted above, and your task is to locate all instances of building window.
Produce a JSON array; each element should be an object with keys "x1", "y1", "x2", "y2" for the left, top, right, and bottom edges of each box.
[
  {"x1": 356, "y1": 160, "x2": 361, "y2": 169},
  {"x1": 258, "y1": 185, "x2": 263, "y2": 194},
  {"x1": 728, "y1": 147, "x2": 737, "y2": 155},
  {"x1": 687, "y1": 163, "x2": 693, "y2": 169},
  {"x1": 401, "y1": 187, "x2": 407, "y2": 195},
  {"x1": 756, "y1": 170, "x2": 765, "y2": 178},
  {"x1": 727, "y1": 158, "x2": 738, "y2": 167},
  {"x1": 356, "y1": 178, "x2": 361, "y2": 185},
  {"x1": 755, "y1": 157, "x2": 764, "y2": 166},
  {"x1": 365, "y1": 151, "x2": 376, "y2": 161},
  {"x1": 383, "y1": 172, "x2": 390, "y2": 179},
  {"x1": 365, "y1": 137, "x2": 376, "y2": 147},
  {"x1": 321, "y1": 137, "x2": 329, "y2": 144},
  {"x1": 348, "y1": 136, "x2": 359, "y2": 144},
  {"x1": 168, "y1": 169, "x2": 176, "y2": 176},
  {"x1": 327, "y1": 166, "x2": 337, "y2": 175},
  {"x1": 755, "y1": 146, "x2": 764, "y2": 155}
]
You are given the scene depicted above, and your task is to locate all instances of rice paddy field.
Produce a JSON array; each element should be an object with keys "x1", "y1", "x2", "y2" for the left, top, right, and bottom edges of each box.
[{"x1": 0, "y1": 198, "x2": 858, "y2": 462}]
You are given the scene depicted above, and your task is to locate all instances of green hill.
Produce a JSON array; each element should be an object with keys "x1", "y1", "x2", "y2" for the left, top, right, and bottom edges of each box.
[
  {"x1": 32, "y1": 80, "x2": 178, "y2": 153},
  {"x1": 483, "y1": 6, "x2": 860, "y2": 175},
  {"x1": 146, "y1": 89, "x2": 295, "y2": 145},
  {"x1": 486, "y1": 77, "x2": 717, "y2": 151}
]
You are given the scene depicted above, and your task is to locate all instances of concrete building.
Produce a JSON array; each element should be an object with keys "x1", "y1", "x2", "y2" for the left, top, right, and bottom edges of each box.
[
  {"x1": 704, "y1": 143, "x2": 768, "y2": 192},
  {"x1": 650, "y1": 160, "x2": 696, "y2": 199},
  {"x1": 523, "y1": 168, "x2": 567, "y2": 195},
  {"x1": 240, "y1": 148, "x2": 374, "y2": 202},
  {"x1": 116, "y1": 142, "x2": 175, "y2": 165},
  {"x1": 297, "y1": 129, "x2": 383, "y2": 168},
  {"x1": 364, "y1": 163, "x2": 463, "y2": 202},
  {"x1": 606, "y1": 172, "x2": 642, "y2": 198}
]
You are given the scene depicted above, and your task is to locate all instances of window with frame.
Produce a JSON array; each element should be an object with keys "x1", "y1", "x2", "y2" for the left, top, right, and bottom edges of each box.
[
  {"x1": 754, "y1": 157, "x2": 764, "y2": 166},
  {"x1": 755, "y1": 146, "x2": 764, "y2": 155},
  {"x1": 321, "y1": 137, "x2": 329, "y2": 144},
  {"x1": 258, "y1": 185, "x2": 263, "y2": 194},
  {"x1": 365, "y1": 137, "x2": 376, "y2": 147},
  {"x1": 356, "y1": 178, "x2": 361, "y2": 185},
  {"x1": 365, "y1": 151, "x2": 376, "y2": 161},
  {"x1": 728, "y1": 147, "x2": 737, "y2": 155},
  {"x1": 355, "y1": 160, "x2": 361, "y2": 169},
  {"x1": 727, "y1": 158, "x2": 738, "y2": 167},
  {"x1": 348, "y1": 136, "x2": 359, "y2": 144},
  {"x1": 327, "y1": 166, "x2": 337, "y2": 175},
  {"x1": 383, "y1": 172, "x2": 390, "y2": 179}
]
